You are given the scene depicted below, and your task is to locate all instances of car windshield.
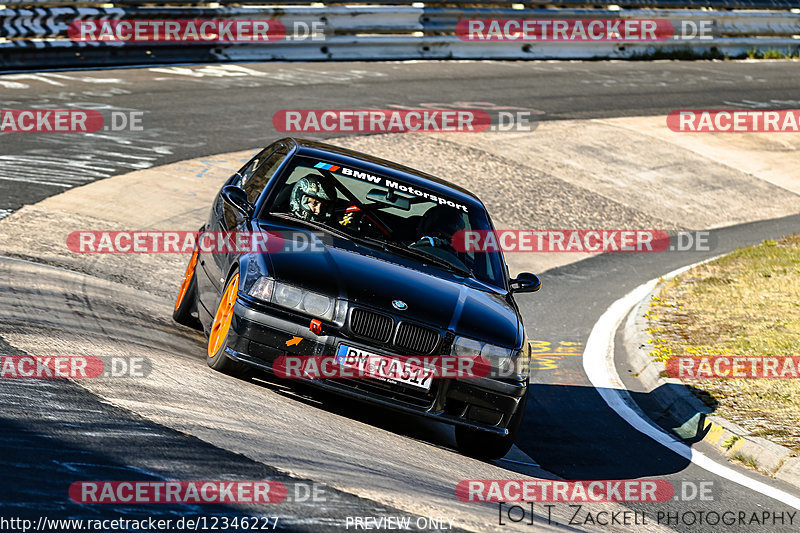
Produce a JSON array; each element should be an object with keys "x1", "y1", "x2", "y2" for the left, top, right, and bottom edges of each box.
[{"x1": 262, "y1": 156, "x2": 506, "y2": 289}]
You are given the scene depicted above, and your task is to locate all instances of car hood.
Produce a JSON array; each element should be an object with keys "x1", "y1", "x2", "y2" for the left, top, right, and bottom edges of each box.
[{"x1": 261, "y1": 233, "x2": 519, "y2": 347}]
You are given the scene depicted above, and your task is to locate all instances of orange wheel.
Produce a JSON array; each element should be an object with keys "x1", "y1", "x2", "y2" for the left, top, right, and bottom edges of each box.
[
  {"x1": 175, "y1": 247, "x2": 199, "y2": 311},
  {"x1": 208, "y1": 273, "x2": 239, "y2": 359},
  {"x1": 173, "y1": 246, "x2": 202, "y2": 330}
]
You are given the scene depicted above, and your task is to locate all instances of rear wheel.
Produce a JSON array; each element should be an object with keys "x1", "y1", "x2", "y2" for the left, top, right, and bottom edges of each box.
[
  {"x1": 207, "y1": 273, "x2": 250, "y2": 377},
  {"x1": 173, "y1": 247, "x2": 202, "y2": 330},
  {"x1": 455, "y1": 389, "x2": 528, "y2": 459}
]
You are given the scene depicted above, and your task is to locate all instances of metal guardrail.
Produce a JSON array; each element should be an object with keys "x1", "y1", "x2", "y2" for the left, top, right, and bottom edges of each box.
[
  {"x1": 1, "y1": 4, "x2": 799, "y2": 69},
  {"x1": 3, "y1": 6, "x2": 800, "y2": 38}
]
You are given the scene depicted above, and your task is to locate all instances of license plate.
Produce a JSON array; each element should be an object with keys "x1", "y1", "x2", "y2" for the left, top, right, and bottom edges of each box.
[{"x1": 335, "y1": 344, "x2": 433, "y2": 391}]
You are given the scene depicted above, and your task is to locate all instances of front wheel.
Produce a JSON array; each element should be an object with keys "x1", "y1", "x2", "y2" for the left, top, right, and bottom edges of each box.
[
  {"x1": 455, "y1": 390, "x2": 528, "y2": 459},
  {"x1": 173, "y1": 247, "x2": 203, "y2": 330},
  {"x1": 207, "y1": 273, "x2": 250, "y2": 377}
]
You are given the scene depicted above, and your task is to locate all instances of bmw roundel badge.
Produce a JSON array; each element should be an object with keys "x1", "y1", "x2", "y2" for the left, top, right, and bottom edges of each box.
[{"x1": 392, "y1": 300, "x2": 408, "y2": 311}]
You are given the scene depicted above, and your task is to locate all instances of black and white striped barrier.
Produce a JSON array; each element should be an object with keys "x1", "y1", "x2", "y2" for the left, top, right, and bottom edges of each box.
[{"x1": 3, "y1": 0, "x2": 799, "y2": 9}]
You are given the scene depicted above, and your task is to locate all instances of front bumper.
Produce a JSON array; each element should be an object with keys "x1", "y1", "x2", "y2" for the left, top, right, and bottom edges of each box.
[{"x1": 226, "y1": 298, "x2": 527, "y2": 436}]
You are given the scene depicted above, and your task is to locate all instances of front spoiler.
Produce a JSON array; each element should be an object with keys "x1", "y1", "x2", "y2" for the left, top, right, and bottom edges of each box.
[
  {"x1": 225, "y1": 346, "x2": 509, "y2": 436},
  {"x1": 227, "y1": 297, "x2": 527, "y2": 436}
]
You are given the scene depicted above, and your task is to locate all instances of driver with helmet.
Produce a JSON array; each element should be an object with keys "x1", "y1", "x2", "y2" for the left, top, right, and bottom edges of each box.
[
  {"x1": 289, "y1": 174, "x2": 337, "y2": 222},
  {"x1": 289, "y1": 173, "x2": 363, "y2": 228}
]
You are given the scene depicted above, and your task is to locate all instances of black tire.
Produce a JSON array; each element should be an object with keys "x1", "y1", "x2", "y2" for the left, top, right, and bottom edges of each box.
[
  {"x1": 207, "y1": 326, "x2": 249, "y2": 376},
  {"x1": 455, "y1": 389, "x2": 528, "y2": 459},
  {"x1": 206, "y1": 333, "x2": 245, "y2": 376},
  {"x1": 173, "y1": 249, "x2": 203, "y2": 331}
]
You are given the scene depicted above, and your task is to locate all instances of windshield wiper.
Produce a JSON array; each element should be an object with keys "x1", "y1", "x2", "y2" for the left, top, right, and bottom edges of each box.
[
  {"x1": 269, "y1": 213, "x2": 355, "y2": 241},
  {"x1": 377, "y1": 240, "x2": 473, "y2": 278},
  {"x1": 269, "y1": 213, "x2": 391, "y2": 250}
]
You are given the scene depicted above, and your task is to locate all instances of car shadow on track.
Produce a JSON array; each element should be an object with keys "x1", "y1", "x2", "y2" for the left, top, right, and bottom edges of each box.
[
  {"x1": 172, "y1": 326, "x2": 465, "y2": 455},
  {"x1": 513, "y1": 382, "x2": 715, "y2": 480},
  {"x1": 249, "y1": 372, "x2": 459, "y2": 451},
  {"x1": 235, "y1": 362, "x2": 714, "y2": 481}
]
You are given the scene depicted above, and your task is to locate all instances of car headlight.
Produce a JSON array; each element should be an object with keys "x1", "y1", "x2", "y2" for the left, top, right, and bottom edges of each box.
[
  {"x1": 451, "y1": 336, "x2": 513, "y2": 374},
  {"x1": 248, "y1": 277, "x2": 274, "y2": 301},
  {"x1": 274, "y1": 283, "x2": 303, "y2": 308},
  {"x1": 248, "y1": 277, "x2": 335, "y2": 322},
  {"x1": 302, "y1": 291, "x2": 333, "y2": 317}
]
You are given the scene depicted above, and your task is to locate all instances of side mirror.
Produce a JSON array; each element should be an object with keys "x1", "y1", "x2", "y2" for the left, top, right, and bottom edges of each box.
[
  {"x1": 221, "y1": 185, "x2": 254, "y2": 218},
  {"x1": 510, "y1": 272, "x2": 541, "y2": 293}
]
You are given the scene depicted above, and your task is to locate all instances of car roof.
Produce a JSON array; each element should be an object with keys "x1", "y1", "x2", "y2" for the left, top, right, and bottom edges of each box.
[{"x1": 280, "y1": 137, "x2": 485, "y2": 210}]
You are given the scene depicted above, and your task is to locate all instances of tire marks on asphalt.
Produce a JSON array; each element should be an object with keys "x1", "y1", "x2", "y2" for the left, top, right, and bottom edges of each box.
[{"x1": 0, "y1": 260, "x2": 469, "y2": 532}]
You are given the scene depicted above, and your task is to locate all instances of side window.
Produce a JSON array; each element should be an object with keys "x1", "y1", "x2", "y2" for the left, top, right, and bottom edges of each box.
[
  {"x1": 243, "y1": 150, "x2": 288, "y2": 204},
  {"x1": 233, "y1": 149, "x2": 269, "y2": 189}
]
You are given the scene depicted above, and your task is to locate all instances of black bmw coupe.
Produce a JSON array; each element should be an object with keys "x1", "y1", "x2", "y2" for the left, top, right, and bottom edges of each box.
[{"x1": 173, "y1": 138, "x2": 540, "y2": 458}]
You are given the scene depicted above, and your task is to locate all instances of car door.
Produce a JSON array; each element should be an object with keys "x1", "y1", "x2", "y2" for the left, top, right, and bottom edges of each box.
[
  {"x1": 197, "y1": 148, "x2": 272, "y2": 313},
  {"x1": 197, "y1": 144, "x2": 290, "y2": 315}
]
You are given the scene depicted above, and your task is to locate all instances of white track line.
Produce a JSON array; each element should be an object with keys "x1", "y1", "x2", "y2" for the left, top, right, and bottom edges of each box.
[{"x1": 582, "y1": 258, "x2": 800, "y2": 510}]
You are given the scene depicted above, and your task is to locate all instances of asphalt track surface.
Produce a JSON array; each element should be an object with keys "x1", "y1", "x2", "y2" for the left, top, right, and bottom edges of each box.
[
  {"x1": 2, "y1": 60, "x2": 800, "y2": 213},
  {"x1": 1, "y1": 60, "x2": 800, "y2": 532}
]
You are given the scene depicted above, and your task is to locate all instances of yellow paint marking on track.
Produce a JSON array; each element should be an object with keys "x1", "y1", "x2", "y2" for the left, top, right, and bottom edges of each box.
[{"x1": 528, "y1": 340, "x2": 585, "y2": 370}]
